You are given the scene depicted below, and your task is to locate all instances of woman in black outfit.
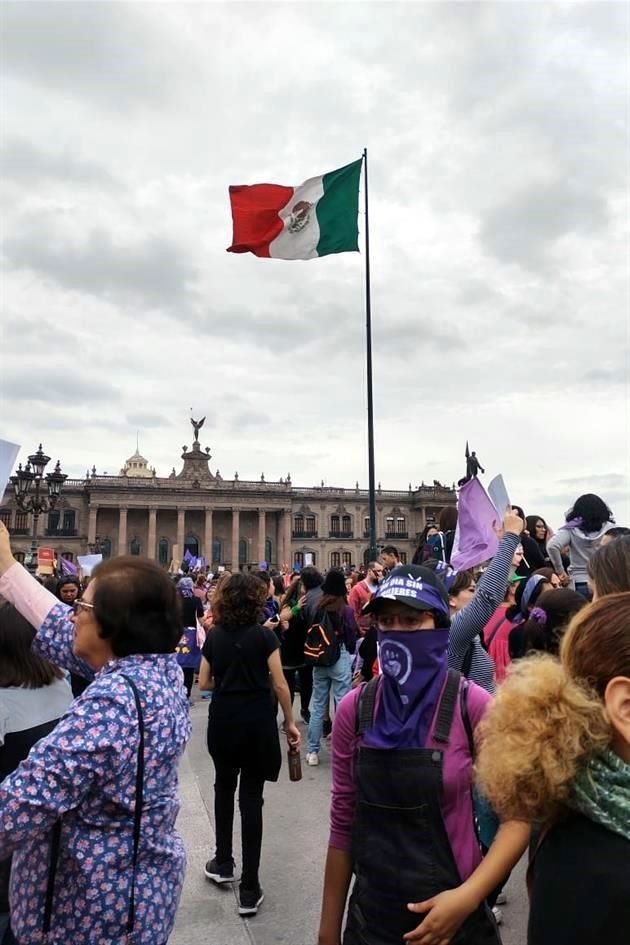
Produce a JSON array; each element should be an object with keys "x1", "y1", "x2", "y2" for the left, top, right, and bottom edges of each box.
[
  {"x1": 198, "y1": 573, "x2": 300, "y2": 917},
  {"x1": 175, "y1": 576, "x2": 204, "y2": 698},
  {"x1": 278, "y1": 577, "x2": 313, "y2": 723}
]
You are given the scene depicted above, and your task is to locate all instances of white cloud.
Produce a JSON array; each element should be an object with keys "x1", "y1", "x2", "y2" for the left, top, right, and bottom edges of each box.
[{"x1": 1, "y1": 1, "x2": 628, "y2": 529}]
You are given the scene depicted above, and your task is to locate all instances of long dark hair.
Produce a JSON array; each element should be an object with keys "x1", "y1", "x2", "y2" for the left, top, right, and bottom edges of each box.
[
  {"x1": 521, "y1": 589, "x2": 587, "y2": 655},
  {"x1": 0, "y1": 601, "x2": 64, "y2": 688},
  {"x1": 280, "y1": 577, "x2": 302, "y2": 609},
  {"x1": 566, "y1": 494, "x2": 614, "y2": 533}
]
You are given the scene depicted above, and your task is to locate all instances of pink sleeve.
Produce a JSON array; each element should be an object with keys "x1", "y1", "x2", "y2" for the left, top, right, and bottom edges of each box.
[
  {"x1": 329, "y1": 687, "x2": 361, "y2": 852},
  {"x1": 0, "y1": 562, "x2": 58, "y2": 627},
  {"x1": 466, "y1": 680, "x2": 493, "y2": 733}
]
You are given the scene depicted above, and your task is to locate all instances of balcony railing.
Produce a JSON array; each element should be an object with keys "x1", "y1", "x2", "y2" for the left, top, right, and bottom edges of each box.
[
  {"x1": 45, "y1": 528, "x2": 79, "y2": 537},
  {"x1": 329, "y1": 531, "x2": 354, "y2": 539},
  {"x1": 9, "y1": 527, "x2": 29, "y2": 536},
  {"x1": 385, "y1": 531, "x2": 408, "y2": 540},
  {"x1": 292, "y1": 530, "x2": 318, "y2": 539}
]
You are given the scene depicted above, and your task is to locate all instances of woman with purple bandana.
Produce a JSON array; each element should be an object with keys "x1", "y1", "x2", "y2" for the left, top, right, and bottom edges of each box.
[{"x1": 317, "y1": 565, "x2": 529, "y2": 945}]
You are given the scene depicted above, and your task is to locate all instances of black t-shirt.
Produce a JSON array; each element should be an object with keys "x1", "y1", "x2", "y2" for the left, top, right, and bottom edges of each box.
[
  {"x1": 181, "y1": 596, "x2": 204, "y2": 627},
  {"x1": 529, "y1": 811, "x2": 630, "y2": 945},
  {"x1": 202, "y1": 623, "x2": 280, "y2": 693}
]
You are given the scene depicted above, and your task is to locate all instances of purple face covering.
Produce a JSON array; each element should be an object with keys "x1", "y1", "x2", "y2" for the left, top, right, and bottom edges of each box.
[{"x1": 363, "y1": 629, "x2": 449, "y2": 750}]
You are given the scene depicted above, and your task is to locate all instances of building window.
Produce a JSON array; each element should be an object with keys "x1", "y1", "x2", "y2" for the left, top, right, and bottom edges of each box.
[
  {"x1": 396, "y1": 516, "x2": 406, "y2": 535},
  {"x1": 0, "y1": 509, "x2": 11, "y2": 527},
  {"x1": 184, "y1": 535, "x2": 199, "y2": 558},
  {"x1": 238, "y1": 538, "x2": 248, "y2": 566},
  {"x1": 15, "y1": 511, "x2": 28, "y2": 530},
  {"x1": 265, "y1": 538, "x2": 273, "y2": 565},
  {"x1": 342, "y1": 514, "x2": 352, "y2": 533},
  {"x1": 294, "y1": 551, "x2": 304, "y2": 568},
  {"x1": 364, "y1": 516, "x2": 370, "y2": 536},
  {"x1": 61, "y1": 552, "x2": 74, "y2": 562},
  {"x1": 294, "y1": 515, "x2": 304, "y2": 535},
  {"x1": 330, "y1": 514, "x2": 340, "y2": 535},
  {"x1": 130, "y1": 537, "x2": 141, "y2": 555},
  {"x1": 385, "y1": 516, "x2": 395, "y2": 534},
  {"x1": 101, "y1": 538, "x2": 112, "y2": 559},
  {"x1": 14, "y1": 552, "x2": 25, "y2": 563},
  {"x1": 305, "y1": 515, "x2": 316, "y2": 534},
  {"x1": 400, "y1": 551, "x2": 408, "y2": 564},
  {"x1": 331, "y1": 552, "x2": 341, "y2": 568},
  {"x1": 158, "y1": 538, "x2": 169, "y2": 566},
  {"x1": 48, "y1": 510, "x2": 60, "y2": 531},
  {"x1": 212, "y1": 538, "x2": 222, "y2": 564},
  {"x1": 307, "y1": 552, "x2": 317, "y2": 566},
  {"x1": 63, "y1": 510, "x2": 76, "y2": 531},
  {"x1": 342, "y1": 552, "x2": 352, "y2": 568}
]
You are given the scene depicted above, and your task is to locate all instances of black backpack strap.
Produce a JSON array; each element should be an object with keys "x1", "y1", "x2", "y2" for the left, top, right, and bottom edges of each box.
[
  {"x1": 461, "y1": 640, "x2": 475, "y2": 677},
  {"x1": 119, "y1": 674, "x2": 145, "y2": 942},
  {"x1": 43, "y1": 819, "x2": 62, "y2": 937},
  {"x1": 433, "y1": 668, "x2": 461, "y2": 744},
  {"x1": 460, "y1": 677, "x2": 475, "y2": 758},
  {"x1": 355, "y1": 676, "x2": 380, "y2": 735}
]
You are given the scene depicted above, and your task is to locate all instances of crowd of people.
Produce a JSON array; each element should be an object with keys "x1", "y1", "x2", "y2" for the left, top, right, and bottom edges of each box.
[{"x1": 0, "y1": 490, "x2": 628, "y2": 945}]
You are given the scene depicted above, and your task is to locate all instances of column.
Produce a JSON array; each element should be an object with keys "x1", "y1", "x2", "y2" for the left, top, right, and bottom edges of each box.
[
  {"x1": 281, "y1": 508, "x2": 292, "y2": 569},
  {"x1": 118, "y1": 507, "x2": 128, "y2": 556},
  {"x1": 88, "y1": 506, "x2": 98, "y2": 545},
  {"x1": 231, "y1": 508, "x2": 240, "y2": 570},
  {"x1": 204, "y1": 508, "x2": 213, "y2": 565},
  {"x1": 257, "y1": 508, "x2": 266, "y2": 564},
  {"x1": 147, "y1": 507, "x2": 157, "y2": 560},
  {"x1": 176, "y1": 509, "x2": 185, "y2": 561}
]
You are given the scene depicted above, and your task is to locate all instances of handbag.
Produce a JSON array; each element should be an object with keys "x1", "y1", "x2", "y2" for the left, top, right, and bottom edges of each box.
[{"x1": 43, "y1": 674, "x2": 145, "y2": 944}]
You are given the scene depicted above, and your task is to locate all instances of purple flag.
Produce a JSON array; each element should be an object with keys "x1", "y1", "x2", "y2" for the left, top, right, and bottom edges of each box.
[
  {"x1": 60, "y1": 557, "x2": 78, "y2": 575},
  {"x1": 450, "y1": 478, "x2": 499, "y2": 571},
  {"x1": 183, "y1": 549, "x2": 193, "y2": 563}
]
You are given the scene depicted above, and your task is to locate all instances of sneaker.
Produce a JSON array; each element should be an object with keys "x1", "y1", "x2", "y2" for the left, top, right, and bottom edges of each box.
[
  {"x1": 204, "y1": 857, "x2": 236, "y2": 884},
  {"x1": 238, "y1": 885, "x2": 264, "y2": 916},
  {"x1": 492, "y1": 906, "x2": 503, "y2": 926},
  {"x1": 496, "y1": 891, "x2": 507, "y2": 905},
  {"x1": 305, "y1": 752, "x2": 319, "y2": 766}
]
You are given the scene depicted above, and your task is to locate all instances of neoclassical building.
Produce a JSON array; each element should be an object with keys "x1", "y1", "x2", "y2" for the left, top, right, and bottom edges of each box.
[{"x1": 1, "y1": 424, "x2": 456, "y2": 571}]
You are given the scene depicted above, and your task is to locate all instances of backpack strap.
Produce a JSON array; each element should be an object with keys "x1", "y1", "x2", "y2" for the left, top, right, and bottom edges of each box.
[
  {"x1": 461, "y1": 640, "x2": 476, "y2": 677},
  {"x1": 459, "y1": 677, "x2": 475, "y2": 758},
  {"x1": 433, "y1": 668, "x2": 461, "y2": 744},
  {"x1": 355, "y1": 676, "x2": 380, "y2": 735},
  {"x1": 118, "y1": 675, "x2": 145, "y2": 942}
]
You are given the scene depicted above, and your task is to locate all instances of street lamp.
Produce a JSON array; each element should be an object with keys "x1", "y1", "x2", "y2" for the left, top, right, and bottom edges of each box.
[{"x1": 10, "y1": 445, "x2": 67, "y2": 573}]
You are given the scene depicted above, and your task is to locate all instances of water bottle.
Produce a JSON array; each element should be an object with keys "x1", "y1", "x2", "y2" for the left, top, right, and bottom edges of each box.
[{"x1": 288, "y1": 747, "x2": 302, "y2": 782}]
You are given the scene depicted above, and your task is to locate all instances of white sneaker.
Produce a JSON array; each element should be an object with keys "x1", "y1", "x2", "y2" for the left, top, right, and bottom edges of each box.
[
  {"x1": 492, "y1": 906, "x2": 503, "y2": 926},
  {"x1": 305, "y1": 752, "x2": 319, "y2": 766}
]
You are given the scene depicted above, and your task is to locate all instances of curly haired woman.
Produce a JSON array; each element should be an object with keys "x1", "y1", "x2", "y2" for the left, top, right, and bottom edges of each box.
[{"x1": 476, "y1": 593, "x2": 630, "y2": 945}]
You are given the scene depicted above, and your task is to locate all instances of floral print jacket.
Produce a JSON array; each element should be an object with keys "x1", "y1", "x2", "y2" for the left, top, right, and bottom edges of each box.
[{"x1": 0, "y1": 564, "x2": 191, "y2": 945}]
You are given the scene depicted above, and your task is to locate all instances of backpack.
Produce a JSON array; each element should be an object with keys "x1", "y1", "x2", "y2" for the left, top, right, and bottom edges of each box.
[{"x1": 304, "y1": 610, "x2": 341, "y2": 667}]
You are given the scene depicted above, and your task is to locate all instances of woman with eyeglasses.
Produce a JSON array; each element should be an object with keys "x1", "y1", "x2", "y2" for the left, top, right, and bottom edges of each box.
[
  {"x1": 317, "y1": 565, "x2": 529, "y2": 945},
  {"x1": 0, "y1": 522, "x2": 190, "y2": 945}
]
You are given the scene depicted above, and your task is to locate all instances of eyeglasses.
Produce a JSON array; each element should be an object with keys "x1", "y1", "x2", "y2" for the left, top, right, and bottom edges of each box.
[{"x1": 72, "y1": 600, "x2": 95, "y2": 615}]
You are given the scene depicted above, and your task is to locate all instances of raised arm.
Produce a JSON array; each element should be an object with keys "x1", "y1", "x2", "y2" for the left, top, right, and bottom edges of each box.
[
  {"x1": 448, "y1": 516, "x2": 521, "y2": 669},
  {"x1": 0, "y1": 523, "x2": 94, "y2": 679}
]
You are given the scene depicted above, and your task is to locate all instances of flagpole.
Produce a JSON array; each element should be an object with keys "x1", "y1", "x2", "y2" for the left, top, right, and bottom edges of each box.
[{"x1": 363, "y1": 147, "x2": 377, "y2": 563}]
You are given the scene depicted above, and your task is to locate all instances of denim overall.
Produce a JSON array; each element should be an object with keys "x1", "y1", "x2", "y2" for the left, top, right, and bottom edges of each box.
[{"x1": 343, "y1": 670, "x2": 501, "y2": 945}]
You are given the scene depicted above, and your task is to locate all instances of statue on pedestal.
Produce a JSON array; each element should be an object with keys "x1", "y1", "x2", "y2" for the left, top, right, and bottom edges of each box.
[{"x1": 457, "y1": 442, "x2": 485, "y2": 487}]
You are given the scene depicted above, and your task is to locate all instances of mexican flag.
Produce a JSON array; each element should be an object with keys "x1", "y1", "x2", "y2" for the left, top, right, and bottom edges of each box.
[{"x1": 227, "y1": 158, "x2": 362, "y2": 260}]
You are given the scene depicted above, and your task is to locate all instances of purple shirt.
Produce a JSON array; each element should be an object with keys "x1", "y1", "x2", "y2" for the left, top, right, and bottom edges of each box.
[{"x1": 329, "y1": 676, "x2": 491, "y2": 882}]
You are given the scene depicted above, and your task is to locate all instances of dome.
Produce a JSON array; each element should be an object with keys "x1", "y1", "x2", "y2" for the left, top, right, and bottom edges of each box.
[{"x1": 120, "y1": 448, "x2": 154, "y2": 478}]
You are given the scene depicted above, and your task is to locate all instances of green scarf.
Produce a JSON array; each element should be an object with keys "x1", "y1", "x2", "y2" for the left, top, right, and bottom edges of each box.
[{"x1": 570, "y1": 748, "x2": 630, "y2": 841}]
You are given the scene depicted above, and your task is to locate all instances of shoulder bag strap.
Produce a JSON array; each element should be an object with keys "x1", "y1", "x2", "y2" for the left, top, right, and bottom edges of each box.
[
  {"x1": 119, "y1": 674, "x2": 145, "y2": 943},
  {"x1": 43, "y1": 819, "x2": 62, "y2": 939},
  {"x1": 355, "y1": 676, "x2": 380, "y2": 735},
  {"x1": 433, "y1": 668, "x2": 461, "y2": 744}
]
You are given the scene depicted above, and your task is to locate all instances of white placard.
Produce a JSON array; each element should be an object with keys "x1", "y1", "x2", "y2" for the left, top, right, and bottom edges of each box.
[
  {"x1": 488, "y1": 474, "x2": 511, "y2": 519},
  {"x1": 77, "y1": 554, "x2": 103, "y2": 576},
  {"x1": 0, "y1": 439, "x2": 20, "y2": 497}
]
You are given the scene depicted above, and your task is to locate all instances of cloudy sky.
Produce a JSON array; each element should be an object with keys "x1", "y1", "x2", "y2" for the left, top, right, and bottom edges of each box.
[{"x1": 1, "y1": 1, "x2": 628, "y2": 529}]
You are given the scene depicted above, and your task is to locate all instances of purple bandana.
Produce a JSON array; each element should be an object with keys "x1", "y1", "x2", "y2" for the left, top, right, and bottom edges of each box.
[{"x1": 363, "y1": 629, "x2": 449, "y2": 750}]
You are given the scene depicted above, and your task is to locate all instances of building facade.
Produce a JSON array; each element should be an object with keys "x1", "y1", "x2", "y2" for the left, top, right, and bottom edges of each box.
[{"x1": 1, "y1": 426, "x2": 456, "y2": 571}]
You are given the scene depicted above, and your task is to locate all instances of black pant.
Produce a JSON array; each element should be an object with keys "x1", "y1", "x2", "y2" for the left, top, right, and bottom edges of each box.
[
  {"x1": 214, "y1": 761, "x2": 266, "y2": 889},
  {"x1": 182, "y1": 667, "x2": 195, "y2": 698},
  {"x1": 283, "y1": 665, "x2": 313, "y2": 714}
]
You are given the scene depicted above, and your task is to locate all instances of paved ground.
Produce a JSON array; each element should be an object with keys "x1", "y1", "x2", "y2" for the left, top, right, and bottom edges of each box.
[{"x1": 170, "y1": 697, "x2": 528, "y2": 945}]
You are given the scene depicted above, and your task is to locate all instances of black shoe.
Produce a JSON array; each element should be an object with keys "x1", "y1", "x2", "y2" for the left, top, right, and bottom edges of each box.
[
  {"x1": 322, "y1": 718, "x2": 332, "y2": 737},
  {"x1": 238, "y1": 884, "x2": 264, "y2": 916},
  {"x1": 204, "y1": 857, "x2": 236, "y2": 884},
  {"x1": 300, "y1": 708, "x2": 311, "y2": 724}
]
